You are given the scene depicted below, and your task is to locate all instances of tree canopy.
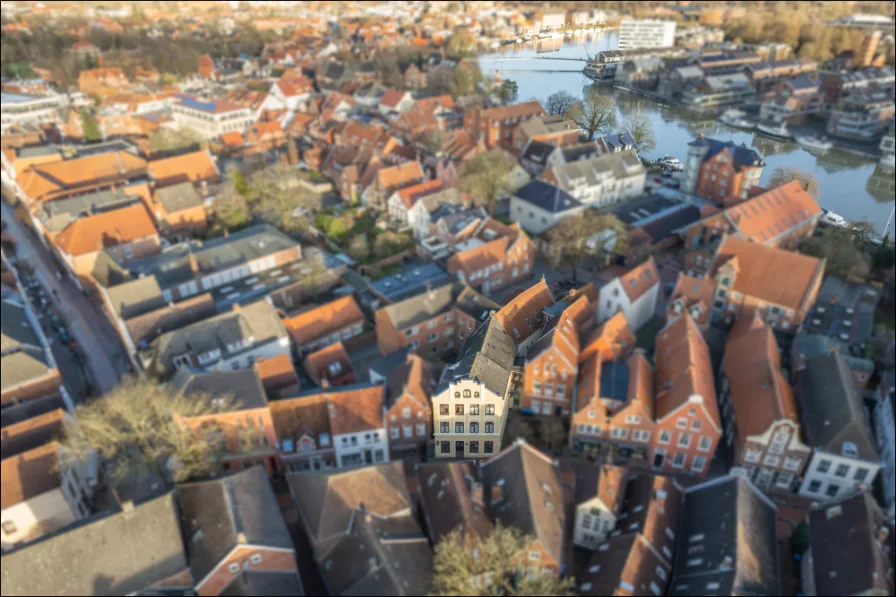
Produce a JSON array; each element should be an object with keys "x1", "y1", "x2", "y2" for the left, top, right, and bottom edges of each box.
[
  {"x1": 148, "y1": 127, "x2": 203, "y2": 154},
  {"x1": 243, "y1": 163, "x2": 319, "y2": 234},
  {"x1": 767, "y1": 167, "x2": 819, "y2": 199},
  {"x1": 499, "y1": 79, "x2": 519, "y2": 105},
  {"x1": 446, "y1": 29, "x2": 477, "y2": 57},
  {"x1": 545, "y1": 211, "x2": 629, "y2": 281},
  {"x1": 544, "y1": 91, "x2": 577, "y2": 116},
  {"x1": 623, "y1": 114, "x2": 656, "y2": 154},
  {"x1": 80, "y1": 109, "x2": 102, "y2": 143},
  {"x1": 799, "y1": 226, "x2": 869, "y2": 278},
  {"x1": 565, "y1": 95, "x2": 617, "y2": 142},
  {"x1": 459, "y1": 150, "x2": 519, "y2": 214},
  {"x1": 430, "y1": 523, "x2": 576, "y2": 596}
]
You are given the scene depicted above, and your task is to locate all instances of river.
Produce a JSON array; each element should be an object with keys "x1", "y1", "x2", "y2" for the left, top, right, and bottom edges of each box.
[{"x1": 479, "y1": 34, "x2": 896, "y2": 236}]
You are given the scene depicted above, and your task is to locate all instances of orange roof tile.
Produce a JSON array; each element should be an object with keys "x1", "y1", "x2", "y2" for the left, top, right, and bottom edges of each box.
[
  {"x1": 376, "y1": 160, "x2": 425, "y2": 192},
  {"x1": 0, "y1": 409, "x2": 65, "y2": 461},
  {"x1": 326, "y1": 385, "x2": 384, "y2": 435},
  {"x1": 220, "y1": 131, "x2": 245, "y2": 147},
  {"x1": 1, "y1": 442, "x2": 61, "y2": 509},
  {"x1": 149, "y1": 150, "x2": 218, "y2": 185},
  {"x1": 479, "y1": 100, "x2": 545, "y2": 123},
  {"x1": 17, "y1": 151, "x2": 147, "y2": 199},
  {"x1": 277, "y1": 76, "x2": 312, "y2": 97},
  {"x1": 654, "y1": 314, "x2": 719, "y2": 427},
  {"x1": 668, "y1": 273, "x2": 715, "y2": 328},
  {"x1": 710, "y1": 236, "x2": 824, "y2": 311},
  {"x1": 722, "y1": 180, "x2": 822, "y2": 244},
  {"x1": 495, "y1": 278, "x2": 554, "y2": 343},
  {"x1": 283, "y1": 296, "x2": 364, "y2": 347},
  {"x1": 303, "y1": 342, "x2": 354, "y2": 386},
  {"x1": 448, "y1": 236, "x2": 509, "y2": 275},
  {"x1": 55, "y1": 203, "x2": 158, "y2": 257},
  {"x1": 580, "y1": 311, "x2": 635, "y2": 364},
  {"x1": 269, "y1": 393, "x2": 331, "y2": 444},
  {"x1": 254, "y1": 353, "x2": 298, "y2": 392},
  {"x1": 396, "y1": 179, "x2": 444, "y2": 209},
  {"x1": 619, "y1": 257, "x2": 660, "y2": 303},
  {"x1": 723, "y1": 314, "x2": 799, "y2": 439}
]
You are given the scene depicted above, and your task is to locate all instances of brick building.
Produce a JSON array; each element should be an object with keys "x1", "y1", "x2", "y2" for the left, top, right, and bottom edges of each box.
[
  {"x1": 446, "y1": 220, "x2": 536, "y2": 295},
  {"x1": 680, "y1": 135, "x2": 765, "y2": 207},
  {"x1": 463, "y1": 101, "x2": 547, "y2": 149}
]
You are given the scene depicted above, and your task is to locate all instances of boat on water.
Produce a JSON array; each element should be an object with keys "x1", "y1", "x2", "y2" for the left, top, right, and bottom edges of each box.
[
  {"x1": 718, "y1": 109, "x2": 755, "y2": 130},
  {"x1": 756, "y1": 121, "x2": 792, "y2": 139},
  {"x1": 795, "y1": 134, "x2": 833, "y2": 152},
  {"x1": 820, "y1": 209, "x2": 850, "y2": 229}
]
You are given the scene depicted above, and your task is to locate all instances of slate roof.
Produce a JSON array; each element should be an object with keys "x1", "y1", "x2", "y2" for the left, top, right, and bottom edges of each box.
[
  {"x1": 438, "y1": 316, "x2": 516, "y2": 397},
  {"x1": 0, "y1": 493, "x2": 189, "y2": 596},
  {"x1": 220, "y1": 571, "x2": 305, "y2": 596},
  {"x1": 154, "y1": 181, "x2": 203, "y2": 213},
  {"x1": 415, "y1": 462, "x2": 491, "y2": 543},
  {"x1": 177, "y1": 466, "x2": 294, "y2": 584},
  {"x1": 797, "y1": 350, "x2": 878, "y2": 461},
  {"x1": 1, "y1": 299, "x2": 41, "y2": 353},
  {"x1": 513, "y1": 179, "x2": 581, "y2": 214},
  {"x1": 669, "y1": 476, "x2": 779, "y2": 596},
  {"x1": 688, "y1": 135, "x2": 765, "y2": 169},
  {"x1": 520, "y1": 139, "x2": 555, "y2": 165},
  {"x1": 170, "y1": 367, "x2": 269, "y2": 411},
  {"x1": 791, "y1": 334, "x2": 874, "y2": 374}
]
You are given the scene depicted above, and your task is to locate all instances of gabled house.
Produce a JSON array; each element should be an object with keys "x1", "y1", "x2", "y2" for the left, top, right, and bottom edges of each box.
[
  {"x1": 668, "y1": 476, "x2": 779, "y2": 596},
  {"x1": 795, "y1": 350, "x2": 882, "y2": 503},
  {"x1": 596, "y1": 257, "x2": 660, "y2": 333},
  {"x1": 481, "y1": 440, "x2": 566, "y2": 575},
  {"x1": 494, "y1": 277, "x2": 556, "y2": 351},
  {"x1": 680, "y1": 135, "x2": 765, "y2": 207},
  {"x1": 269, "y1": 392, "x2": 335, "y2": 472},
  {"x1": 262, "y1": 76, "x2": 314, "y2": 113},
  {"x1": 148, "y1": 150, "x2": 220, "y2": 193},
  {"x1": 303, "y1": 341, "x2": 355, "y2": 388},
  {"x1": 447, "y1": 220, "x2": 536, "y2": 295},
  {"x1": 579, "y1": 311, "x2": 635, "y2": 365},
  {"x1": 378, "y1": 90, "x2": 414, "y2": 116},
  {"x1": 283, "y1": 295, "x2": 365, "y2": 356},
  {"x1": 362, "y1": 160, "x2": 426, "y2": 208},
  {"x1": 511, "y1": 115, "x2": 579, "y2": 153},
  {"x1": 510, "y1": 179, "x2": 584, "y2": 234},
  {"x1": 568, "y1": 463, "x2": 628, "y2": 549},
  {"x1": 384, "y1": 353, "x2": 436, "y2": 455},
  {"x1": 540, "y1": 150, "x2": 646, "y2": 209},
  {"x1": 176, "y1": 467, "x2": 301, "y2": 596},
  {"x1": 386, "y1": 178, "x2": 444, "y2": 227},
  {"x1": 721, "y1": 315, "x2": 810, "y2": 493},
  {"x1": 150, "y1": 181, "x2": 208, "y2": 238},
  {"x1": 415, "y1": 461, "x2": 491, "y2": 543},
  {"x1": 326, "y1": 384, "x2": 389, "y2": 469},
  {"x1": 463, "y1": 101, "x2": 547, "y2": 149}
]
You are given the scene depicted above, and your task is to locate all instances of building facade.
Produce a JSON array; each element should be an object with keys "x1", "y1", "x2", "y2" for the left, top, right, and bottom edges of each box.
[{"x1": 618, "y1": 19, "x2": 676, "y2": 50}]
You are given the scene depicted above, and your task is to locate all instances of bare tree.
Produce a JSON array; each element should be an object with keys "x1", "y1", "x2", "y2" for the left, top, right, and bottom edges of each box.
[
  {"x1": 544, "y1": 90, "x2": 577, "y2": 116},
  {"x1": 431, "y1": 523, "x2": 576, "y2": 596},
  {"x1": 565, "y1": 95, "x2": 617, "y2": 142},
  {"x1": 244, "y1": 163, "x2": 319, "y2": 233},
  {"x1": 459, "y1": 149, "x2": 519, "y2": 215},
  {"x1": 61, "y1": 377, "x2": 233, "y2": 484},
  {"x1": 766, "y1": 167, "x2": 819, "y2": 200},
  {"x1": 623, "y1": 114, "x2": 656, "y2": 153},
  {"x1": 545, "y1": 212, "x2": 629, "y2": 281}
]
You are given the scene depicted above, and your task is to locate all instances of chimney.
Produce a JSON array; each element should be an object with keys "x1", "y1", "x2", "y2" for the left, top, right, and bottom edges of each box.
[
  {"x1": 232, "y1": 303, "x2": 241, "y2": 313},
  {"x1": 490, "y1": 485, "x2": 504, "y2": 506}
]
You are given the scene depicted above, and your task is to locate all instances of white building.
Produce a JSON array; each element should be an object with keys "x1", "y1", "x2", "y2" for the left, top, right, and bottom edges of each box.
[
  {"x1": 572, "y1": 464, "x2": 627, "y2": 549},
  {"x1": 1, "y1": 91, "x2": 87, "y2": 134},
  {"x1": 596, "y1": 257, "x2": 661, "y2": 332},
  {"x1": 872, "y1": 371, "x2": 895, "y2": 519},
  {"x1": 171, "y1": 95, "x2": 256, "y2": 139},
  {"x1": 510, "y1": 179, "x2": 585, "y2": 235},
  {"x1": 327, "y1": 384, "x2": 390, "y2": 469},
  {"x1": 260, "y1": 78, "x2": 313, "y2": 113},
  {"x1": 541, "y1": 11, "x2": 567, "y2": 31},
  {"x1": 542, "y1": 150, "x2": 646, "y2": 209},
  {"x1": 618, "y1": 19, "x2": 676, "y2": 50},
  {"x1": 796, "y1": 351, "x2": 882, "y2": 504}
]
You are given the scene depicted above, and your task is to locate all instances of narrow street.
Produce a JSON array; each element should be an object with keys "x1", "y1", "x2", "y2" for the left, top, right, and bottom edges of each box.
[{"x1": 1, "y1": 197, "x2": 129, "y2": 396}]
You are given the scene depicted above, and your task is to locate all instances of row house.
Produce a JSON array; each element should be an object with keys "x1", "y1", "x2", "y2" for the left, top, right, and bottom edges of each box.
[
  {"x1": 802, "y1": 492, "x2": 893, "y2": 597},
  {"x1": 745, "y1": 58, "x2": 818, "y2": 94},
  {"x1": 271, "y1": 383, "x2": 389, "y2": 471},
  {"x1": 871, "y1": 371, "x2": 895, "y2": 518},
  {"x1": 826, "y1": 88, "x2": 895, "y2": 142},
  {"x1": 282, "y1": 295, "x2": 365, "y2": 356},
  {"x1": 521, "y1": 297, "x2": 592, "y2": 415},
  {"x1": 361, "y1": 159, "x2": 426, "y2": 208},
  {"x1": 579, "y1": 311, "x2": 635, "y2": 365},
  {"x1": 511, "y1": 115, "x2": 580, "y2": 153},
  {"x1": 540, "y1": 149, "x2": 646, "y2": 210},
  {"x1": 568, "y1": 463, "x2": 628, "y2": 549},
  {"x1": 374, "y1": 281, "x2": 498, "y2": 357},
  {"x1": 145, "y1": 299, "x2": 290, "y2": 380},
  {"x1": 680, "y1": 135, "x2": 765, "y2": 207},
  {"x1": 302, "y1": 341, "x2": 355, "y2": 388},
  {"x1": 0, "y1": 409, "x2": 95, "y2": 552},
  {"x1": 669, "y1": 476, "x2": 780, "y2": 596},
  {"x1": 463, "y1": 101, "x2": 547, "y2": 149},
  {"x1": 759, "y1": 75, "x2": 825, "y2": 124},
  {"x1": 172, "y1": 368, "x2": 279, "y2": 474},
  {"x1": 682, "y1": 180, "x2": 822, "y2": 276},
  {"x1": 433, "y1": 281, "x2": 554, "y2": 459},
  {"x1": 720, "y1": 315, "x2": 811, "y2": 494},
  {"x1": 596, "y1": 257, "x2": 661, "y2": 333},
  {"x1": 795, "y1": 350, "x2": 882, "y2": 504},
  {"x1": 577, "y1": 473, "x2": 683, "y2": 596},
  {"x1": 446, "y1": 220, "x2": 536, "y2": 295},
  {"x1": 819, "y1": 67, "x2": 895, "y2": 106},
  {"x1": 384, "y1": 353, "x2": 437, "y2": 456}
]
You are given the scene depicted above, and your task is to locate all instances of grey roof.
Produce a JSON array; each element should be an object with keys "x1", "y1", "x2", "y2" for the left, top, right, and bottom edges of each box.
[
  {"x1": 1, "y1": 298, "x2": 40, "y2": 352},
  {"x1": 415, "y1": 462, "x2": 490, "y2": 543},
  {"x1": 90, "y1": 249, "x2": 131, "y2": 287},
  {"x1": 561, "y1": 142, "x2": 602, "y2": 163},
  {"x1": 599, "y1": 129, "x2": 638, "y2": 152},
  {"x1": 513, "y1": 179, "x2": 581, "y2": 214},
  {"x1": 481, "y1": 441, "x2": 565, "y2": 568},
  {"x1": 669, "y1": 476, "x2": 778, "y2": 596},
  {"x1": 368, "y1": 348, "x2": 412, "y2": 382},
  {"x1": 548, "y1": 150, "x2": 645, "y2": 193},
  {"x1": 438, "y1": 316, "x2": 516, "y2": 397},
  {"x1": 1, "y1": 347, "x2": 53, "y2": 393},
  {"x1": 177, "y1": 466, "x2": 294, "y2": 584},
  {"x1": 415, "y1": 187, "x2": 464, "y2": 214},
  {"x1": 639, "y1": 205, "x2": 702, "y2": 243},
  {"x1": 319, "y1": 514, "x2": 432, "y2": 596},
  {"x1": 40, "y1": 189, "x2": 136, "y2": 233},
  {"x1": 797, "y1": 351, "x2": 878, "y2": 461},
  {"x1": 155, "y1": 181, "x2": 203, "y2": 213},
  {"x1": 437, "y1": 207, "x2": 489, "y2": 235},
  {"x1": 0, "y1": 493, "x2": 189, "y2": 596},
  {"x1": 792, "y1": 334, "x2": 874, "y2": 374},
  {"x1": 807, "y1": 492, "x2": 892, "y2": 597},
  {"x1": 193, "y1": 224, "x2": 298, "y2": 273},
  {"x1": 612, "y1": 194, "x2": 680, "y2": 226},
  {"x1": 170, "y1": 367, "x2": 269, "y2": 411},
  {"x1": 785, "y1": 74, "x2": 821, "y2": 92},
  {"x1": 520, "y1": 140, "x2": 556, "y2": 164},
  {"x1": 0, "y1": 392, "x2": 67, "y2": 428},
  {"x1": 220, "y1": 571, "x2": 305, "y2": 596},
  {"x1": 104, "y1": 275, "x2": 166, "y2": 319},
  {"x1": 380, "y1": 282, "x2": 456, "y2": 330},
  {"x1": 454, "y1": 286, "x2": 500, "y2": 321},
  {"x1": 688, "y1": 136, "x2": 765, "y2": 169},
  {"x1": 370, "y1": 263, "x2": 451, "y2": 303},
  {"x1": 148, "y1": 299, "x2": 287, "y2": 378}
]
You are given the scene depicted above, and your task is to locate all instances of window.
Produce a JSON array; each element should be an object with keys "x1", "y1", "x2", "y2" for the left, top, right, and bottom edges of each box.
[
  {"x1": 485, "y1": 422, "x2": 495, "y2": 433},
  {"x1": 403, "y1": 424, "x2": 413, "y2": 438},
  {"x1": 745, "y1": 449, "x2": 761, "y2": 463},
  {"x1": 854, "y1": 468, "x2": 869, "y2": 483},
  {"x1": 485, "y1": 405, "x2": 495, "y2": 415},
  {"x1": 441, "y1": 422, "x2": 449, "y2": 433},
  {"x1": 676, "y1": 417, "x2": 687, "y2": 429},
  {"x1": 463, "y1": 390, "x2": 471, "y2": 399},
  {"x1": 544, "y1": 382, "x2": 554, "y2": 396},
  {"x1": 470, "y1": 405, "x2": 480, "y2": 415},
  {"x1": 650, "y1": 582, "x2": 662, "y2": 596},
  {"x1": 250, "y1": 554, "x2": 262, "y2": 565},
  {"x1": 470, "y1": 422, "x2": 480, "y2": 433},
  {"x1": 817, "y1": 459, "x2": 832, "y2": 473},
  {"x1": 784, "y1": 456, "x2": 801, "y2": 471},
  {"x1": 808, "y1": 479, "x2": 822, "y2": 493},
  {"x1": 2, "y1": 521, "x2": 16, "y2": 535},
  {"x1": 625, "y1": 415, "x2": 641, "y2": 424},
  {"x1": 228, "y1": 563, "x2": 240, "y2": 574},
  {"x1": 656, "y1": 566, "x2": 667, "y2": 581},
  {"x1": 454, "y1": 422, "x2": 463, "y2": 433},
  {"x1": 691, "y1": 419, "x2": 701, "y2": 431},
  {"x1": 825, "y1": 483, "x2": 840, "y2": 498},
  {"x1": 556, "y1": 384, "x2": 566, "y2": 397},
  {"x1": 834, "y1": 464, "x2": 850, "y2": 478},
  {"x1": 698, "y1": 436, "x2": 712, "y2": 452},
  {"x1": 672, "y1": 452, "x2": 686, "y2": 467},
  {"x1": 533, "y1": 380, "x2": 543, "y2": 395},
  {"x1": 402, "y1": 407, "x2": 411, "y2": 419},
  {"x1": 678, "y1": 433, "x2": 692, "y2": 448},
  {"x1": 417, "y1": 423, "x2": 426, "y2": 436},
  {"x1": 659, "y1": 430, "x2": 672, "y2": 444},
  {"x1": 391, "y1": 427, "x2": 400, "y2": 440},
  {"x1": 693, "y1": 456, "x2": 706, "y2": 472},
  {"x1": 440, "y1": 405, "x2": 449, "y2": 416},
  {"x1": 763, "y1": 455, "x2": 780, "y2": 468},
  {"x1": 484, "y1": 441, "x2": 494, "y2": 453},
  {"x1": 456, "y1": 404, "x2": 464, "y2": 415},
  {"x1": 441, "y1": 441, "x2": 451, "y2": 454}
]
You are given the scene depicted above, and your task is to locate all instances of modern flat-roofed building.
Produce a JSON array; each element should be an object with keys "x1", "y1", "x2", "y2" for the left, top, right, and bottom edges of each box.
[
  {"x1": 172, "y1": 95, "x2": 256, "y2": 139},
  {"x1": 618, "y1": 19, "x2": 676, "y2": 50}
]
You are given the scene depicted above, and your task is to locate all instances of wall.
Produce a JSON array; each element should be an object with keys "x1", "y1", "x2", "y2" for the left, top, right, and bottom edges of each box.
[
  {"x1": 386, "y1": 393, "x2": 430, "y2": 453},
  {"x1": 68, "y1": 234, "x2": 161, "y2": 285},
  {"x1": 510, "y1": 196, "x2": 582, "y2": 235},
  {"x1": 797, "y1": 451, "x2": 881, "y2": 503},
  {"x1": 205, "y1": 337, "x2": 291, "y2": 374},
  {"x1": 0, "y1": 489, "x2": 76, "y2": 551},
  {"x1": 333, "y1": 428, "x2": 389, "y2": 468},
  {"x1": 521, "y1": 349, "x2": 576, "y2": 415},
  {"x1": 574, "y1": 498, "x2": 617, "y2": 549},
  {"x1": 649, "y1": 397, "x2": 720, "y2": 476},
  {"x1": 433, "y1": 379, "x2": 509, "y2": 459}
]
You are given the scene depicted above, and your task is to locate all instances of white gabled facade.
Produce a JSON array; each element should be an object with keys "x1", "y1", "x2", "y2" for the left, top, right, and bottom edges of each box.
[
  {"x1": 797, "y1": 449, "x2": 881, "y2": 504},
  {"x1": 573, "y1": 496, "x2": 618, "y2": 550},
  {"x1": 597, "y1": 276, "x2": 659, "y2": 332},
  {"x1": 332, "y1": 426, "x2": 390, "y2": 469}
]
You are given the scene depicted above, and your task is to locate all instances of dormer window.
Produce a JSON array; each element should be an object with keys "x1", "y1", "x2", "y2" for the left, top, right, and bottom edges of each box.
[
  {"x1": 720, "y1": 277, "x2": 731, "y2": 287},
  {"x1": 842, "y1": 442, "x2": 858, "y2": 458}
]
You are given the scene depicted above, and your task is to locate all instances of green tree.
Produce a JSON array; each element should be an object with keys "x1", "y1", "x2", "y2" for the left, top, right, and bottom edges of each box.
[
  {"x1": 347, "y1": 234, "x2": 370, "y2": 262},
  {"x1": 545, "y1": 212, "x2": 629, "y2": 281},
  {"x1": 544, "y1": 90, "x2": 577, "y2": 116},
  {"x1": 427, "y1": 65, "x2": 455, "y2": 96},
  {"x1": 623, "y1": 114, "x2": 656, "y2": 153},
  {"x1": 766, "y1": 167, "x2": 820, "y2": 200},
  {"x1": 499, "y1": 79, "x2": 519, "y2": 105},
  {"x1": 373, "y1": 230, "x2": 411, "y2": 258},
  {"x1": 458, "y1": 150, "x2": 519, "y2": 215},
  {"x1": 61, "y1": 378, "x2": 232, "y2": 484},
  {"x1": 565, "y1": 94, "x2": 617, "y2": 142},
  {"x1": 233, "y1": 169, "x2": 249, "y2": 196},
  {"x1": 452, "y1": 61, "x2": 483, "y2": 98},
  {"x1": 80, "y1": 109, "x2": 102, "y2": 143},
  {"x1": 430, "y1": 523, "x2": 576, "y2": 596}
]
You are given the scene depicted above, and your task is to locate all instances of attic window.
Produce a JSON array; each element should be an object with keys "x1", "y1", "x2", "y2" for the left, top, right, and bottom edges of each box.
[
  {"x1": 826, "y1": 505, "x2": 842, "y2": 520},
  {"x1": 228, "y1": 563, "x2": 240, "y2": 574},
  {"x1": 842, "y1": 442, "x2": 858, "y2": 458}
]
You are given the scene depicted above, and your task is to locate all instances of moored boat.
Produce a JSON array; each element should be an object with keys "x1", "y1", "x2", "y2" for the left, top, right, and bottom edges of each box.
[
  {"x1": 756, "y1": 121, "x2": 792, "y2": 139},
  {"x1": 795, "y1": 134, "x2": 833, "y2": 152}
]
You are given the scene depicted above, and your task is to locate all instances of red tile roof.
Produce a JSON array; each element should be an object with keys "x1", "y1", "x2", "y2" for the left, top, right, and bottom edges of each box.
[
  {"x1": 148, "y1": 150, "x2": 218, "y2": 184},
  {"x1": 326, "y1": 385, "x2": 384, "y2": 435},
  {"x1": 495, "y1": 278, "x2": 554, "y2": 343},
  {"x1": 619, "y1": 257, "x2": 660, "y2": 303},
  {"x1": 283, "y1": 296, "x2": 364, "y2": 347},
  {"x1": 55, "y1": 203, "x2": 158, "y2": 257},
  {"x1": 303, "y1": 342, "x2": 354, "y2": 386},
  {"x1": 654, "y1": 313, "x2": 718, "y2": 428}
]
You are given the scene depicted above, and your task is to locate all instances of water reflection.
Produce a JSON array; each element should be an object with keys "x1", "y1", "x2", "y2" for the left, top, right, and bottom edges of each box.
[{"x1": 478, "y1": 37, "x2": 895, "y2": 235}]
